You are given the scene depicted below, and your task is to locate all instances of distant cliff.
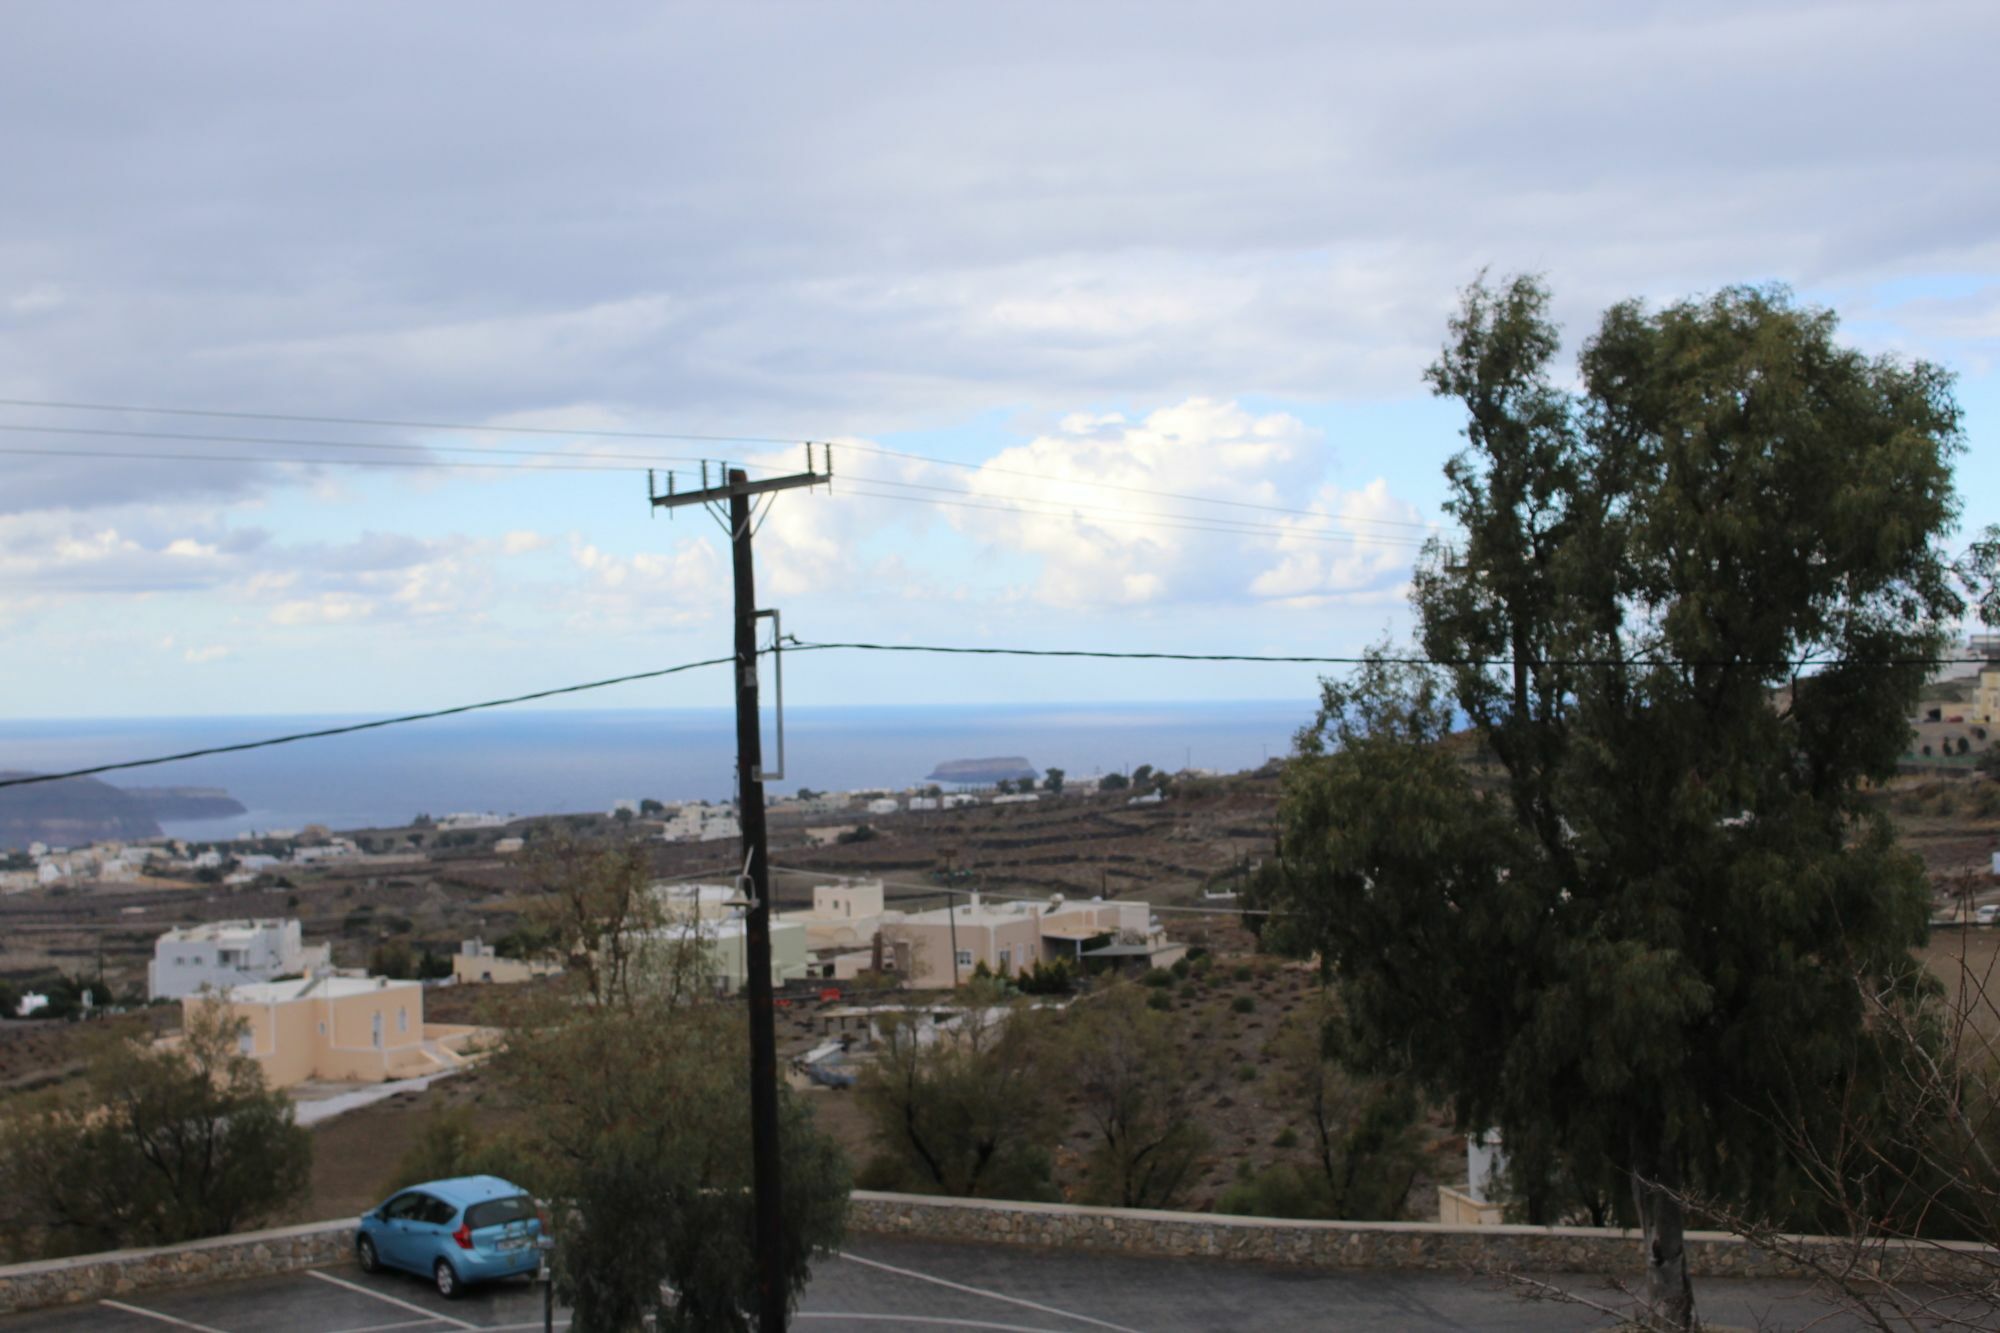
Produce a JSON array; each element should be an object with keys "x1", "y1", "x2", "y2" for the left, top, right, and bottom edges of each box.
[
  {"x1": 121, "y1": 786, "x2": 248, "y2": 821},
  {"x1": 925, "y1": 756, "x2": 1039, "y2": 785},
  {"x1": 0, "y1": 773, "x2": 161, "y2": 849}
]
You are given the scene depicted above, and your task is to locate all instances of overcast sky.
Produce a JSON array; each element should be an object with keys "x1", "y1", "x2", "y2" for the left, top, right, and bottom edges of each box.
[{"x1": 4, "y1": 0, "x2": 1996, "y2": 719}]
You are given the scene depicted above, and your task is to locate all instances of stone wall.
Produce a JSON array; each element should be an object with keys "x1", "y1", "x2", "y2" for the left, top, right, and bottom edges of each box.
[
  {"x1": 3, "y1": 1193, "x2": 1994, "y2": 1316},
  {"x1": 844, "y1": 1192, "x2": 1998, "y2": 1285},
  {"x1": 0, "y1": 1221, "x2": 348, "y2": 1315}
]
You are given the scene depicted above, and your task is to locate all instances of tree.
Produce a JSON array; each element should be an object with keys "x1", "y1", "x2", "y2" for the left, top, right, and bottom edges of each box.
[
  {"x1": 1064, "y1": 985, "x2": 1208, "y2": 1208},
  {"x1": 1018, "y1": 775, "x2": 1036, "y2": 792},
  {"x1": 521, "y1": 830, "x2": 673, "y2": 1009},
  {"x1": 1044, "y1": 767, "x2": 1065, "y2": 795},
  {"x1": 1275, "y1": 277, "x2": 1964, "y2": 1328},
  {"x1": 995, "y1": 779, "x2": 1014, "y2": 795},
  {"x1": 0, "y1": 1003, "x2": 310, "y2": 1257},
  {"x1": 1099, "y1": 771, "x2": 1129, "y2": 792},
  {"x1": 640, "y1": 798, "x2": 667, "y2": 816},
  {"x1": 1251, "y1": 1000, "x2": 1424, "y2": 1220},
  {"x1": 1130, "y1": 764, "x2": 1154, "y2": 790},
  {"x1": 503, "y1": 992, "x2": 847, "y2": 1331},
  {"x1": 857, "y1": 992, "x2": 1059, "y2": 1199}
]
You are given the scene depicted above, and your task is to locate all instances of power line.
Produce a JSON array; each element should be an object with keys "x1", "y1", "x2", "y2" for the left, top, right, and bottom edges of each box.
[
  {"x1": 767, "y1": 866, "x2": 1292, "y2": 917},
  {"x1": 0, "y1": 444, "x2": 693, "y2": 476},
  {"x1": 842, "y1": 475, "x2": 1433, "y2": 546},
  {"x1": 0, "y1": 655, "x2": 733, "y2": 790},
  {"x1": 0, "y1": 422, "x2": 751, "y2": 470},
  {"x1": 837, "y1": 482, "x2": 1431, "y2": 550},
  {"x1": 0, "y1": 398, "x2": 800, "y2": 448},
  {"x1": 5, "y1": 639, "x2": 1983, "y2": 792},
  {"x1": 0, "y1": 396, "x2": 1442, "y2": 532},
  {"x1": 786, "y1": 639, "x2": 1994, "y2": 671}
]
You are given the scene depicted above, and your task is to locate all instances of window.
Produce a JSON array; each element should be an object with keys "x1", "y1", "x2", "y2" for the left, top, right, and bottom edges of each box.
[
  {"x1": 998, "y1": 948, "x2": 1012, "y2": 972},
  {"x1": 397, "y1": 1007, "x2": 408, "y2": 1034},
  {"x1": 384, "y1": 1192, "x2": 435, "y2": 1222},
  {"x1": 955, "y1": 950, "x2": 973, "y2": 968},
  {"x1": 237, "y1": 1030, "x2": 254, "y2": 1055},
  {"x1": 318, "y1": 1021, "x2": 327, "y2": 1036},
  {"x1": 465, "y1": 1196, "x2": 536, "y2": 1231}
]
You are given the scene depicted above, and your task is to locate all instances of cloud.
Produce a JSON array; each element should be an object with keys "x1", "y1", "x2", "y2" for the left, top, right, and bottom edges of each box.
[
  {"x1": 181, "y1": 643, "x2": 230, "y2": 663},
  {"x1": 563, "y1": 534, "x2": 727, "y2": 631},
  {"x1": 501, "y1": 529, "x2": 551, "y2": 555},
  {"x1": 935, "y1": 399, "x2": 1426, "y2": 608}
]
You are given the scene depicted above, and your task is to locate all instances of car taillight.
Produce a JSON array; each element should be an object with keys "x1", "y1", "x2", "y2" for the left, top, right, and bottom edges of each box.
[{"x1": 452, "y1": 1222, "x2": 473, "y2": 1249}]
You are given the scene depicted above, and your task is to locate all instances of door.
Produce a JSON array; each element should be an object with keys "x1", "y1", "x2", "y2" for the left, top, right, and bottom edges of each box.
[{"x1": 376, "y1": 1191, "x2": 429, "y2": 1271}]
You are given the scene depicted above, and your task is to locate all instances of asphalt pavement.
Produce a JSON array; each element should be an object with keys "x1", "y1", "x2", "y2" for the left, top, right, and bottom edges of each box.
[{"x1": 0, "y1": 1235, "x2": 1881, "y2": 1331}]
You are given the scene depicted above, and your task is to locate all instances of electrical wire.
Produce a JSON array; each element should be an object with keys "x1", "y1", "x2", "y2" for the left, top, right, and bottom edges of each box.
[
  {"x1": 3, "y1": 639, "x2": 1984, "y2": 792},
  {"x1": 0, "y1": 655, "x2": 734, "y2": 790},
  {"x1": 767, "y1": 866, "x2": 1292, "y2": 917},
  {"x1": 785, "y1": 639, "x2": 1992, "y2": 670},
  {"x1": 0, "y1": 398, "x2": 800, "y2": 447},
  {"x1": 836, "y1": 477, "x2": 1433, "y2": 550},
  {"x1": 0, "y1": 396, "x2": 1442, "y2": 532},
  {"x1": 0, "y1": 422, "x2": 755, "y2": 471}
]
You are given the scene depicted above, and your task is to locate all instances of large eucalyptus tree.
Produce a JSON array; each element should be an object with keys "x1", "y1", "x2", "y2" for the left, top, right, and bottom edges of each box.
[{"x1": 1279, "y1": 276, "x2": 1968, "y2": 1326}]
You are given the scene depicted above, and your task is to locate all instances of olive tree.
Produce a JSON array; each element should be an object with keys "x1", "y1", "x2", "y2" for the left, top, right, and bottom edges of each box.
[{"x1": 0, "y1": 1004, "x2": 310, "y2": 1258}]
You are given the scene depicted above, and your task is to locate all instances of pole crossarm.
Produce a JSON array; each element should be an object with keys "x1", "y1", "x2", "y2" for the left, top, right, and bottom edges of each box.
[{"x1": 648, "y1": 468, "x2": 826, "y2": 509}]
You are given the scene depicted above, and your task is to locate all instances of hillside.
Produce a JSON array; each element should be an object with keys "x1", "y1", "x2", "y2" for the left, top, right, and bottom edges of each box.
[{"x1": 0, "y1": 773, "x2": 161, "y2": 850}]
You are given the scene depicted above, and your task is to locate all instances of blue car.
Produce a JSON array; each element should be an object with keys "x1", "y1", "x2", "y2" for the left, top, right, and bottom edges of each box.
[{"x1": 355, "y1": 1175, "x2": 544, "y2": 1299}]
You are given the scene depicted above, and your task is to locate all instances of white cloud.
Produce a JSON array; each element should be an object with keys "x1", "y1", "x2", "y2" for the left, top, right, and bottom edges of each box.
[
  {"x1": 501, "y1": 529, "x2": 551, "y2": 555},
  {"x1": 563, "y1": 534, "x2": 727, "y2": 630},
  {"x1": 936, "y1": 398, "x2": 1426, "y2": 609},
  {"x1": 270, "y1": 593, "x2": 374, "y2": 626},
  {"x1": 181, "y1": 643, "x2": 230, "y2": 664}
]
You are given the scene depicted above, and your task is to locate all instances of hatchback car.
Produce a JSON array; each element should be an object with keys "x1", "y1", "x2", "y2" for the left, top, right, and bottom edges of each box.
[{"x1": 355, "y1": 1175, "x2": 543, "y2": 1298}]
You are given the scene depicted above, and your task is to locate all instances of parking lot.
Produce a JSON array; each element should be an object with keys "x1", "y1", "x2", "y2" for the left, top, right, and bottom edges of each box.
[{"x1": 0, "y1": 1236, "x2": 1885, "y2": 1331}]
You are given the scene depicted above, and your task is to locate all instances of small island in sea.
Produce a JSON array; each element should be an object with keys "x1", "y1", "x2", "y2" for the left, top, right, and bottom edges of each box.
[{"x1": 924, "y1": 756, "x2": 1038, "y2": 786}]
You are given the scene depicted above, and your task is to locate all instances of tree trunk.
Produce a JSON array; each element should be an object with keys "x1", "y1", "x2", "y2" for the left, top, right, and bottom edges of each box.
[{"x1": 1630, "y1": 1129, "x2": 1696, "y2": 1330}]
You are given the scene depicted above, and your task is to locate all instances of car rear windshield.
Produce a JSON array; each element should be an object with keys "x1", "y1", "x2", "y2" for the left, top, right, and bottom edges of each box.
[{"x1": 465, "y1": 1196, "x2": 536, "y2": 1231}]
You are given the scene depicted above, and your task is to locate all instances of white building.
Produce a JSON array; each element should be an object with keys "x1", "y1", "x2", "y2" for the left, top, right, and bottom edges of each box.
[
  {"x1": 147, "y1": 918, "x2": 331, "y2": 1001},
  {"x1": 661, "y1": 804, "x2": 741, "y2": 844},
  {"x1": 438, "y1": 812, "x2": 508, "y2": 830},
  {"x1": 865, "y1": 797, "x2": 900, "y2": 816}
]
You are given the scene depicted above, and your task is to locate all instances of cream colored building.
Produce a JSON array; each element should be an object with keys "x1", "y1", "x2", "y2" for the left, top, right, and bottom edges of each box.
[
  {"x1": 184, "y1": 975, "x2": 480, "y2": 1088},
  {"x1": 880, "y1": 893, "x2": 1184, "y2": 987},
  {"x1": 452, "y1": 938, "x2": 562, "y2": 985},
  {"x1": 781, "y1": 879, "x2": 889, "y2": 951},
  {"x1": 1977, "y1": 665, "x2": 2000, "y2": 726},
  {"x1": 652, "y1": 917, "x2": 810, "y2": 995}
]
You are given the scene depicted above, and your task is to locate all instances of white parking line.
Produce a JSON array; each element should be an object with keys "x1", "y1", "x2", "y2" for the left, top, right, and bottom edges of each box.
[
  {"x1": 798, "y1": 1315, "x2": 1070, "y2": 1332},
  {"x1": 836, "y1": 1252, "x2": 1145, "y2": 1333},
  {"x1": 97, "y1": 1300, "x2": 230, "y2": 1332},
  {"x1": 322, "y1": 1320, "x2": 456, "y2": 1333},
  {"x1": 304, "y1": 1270, "x2": 480, "y2": 1331}
]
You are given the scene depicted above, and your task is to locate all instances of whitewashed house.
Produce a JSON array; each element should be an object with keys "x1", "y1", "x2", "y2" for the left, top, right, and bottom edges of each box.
[{"x1": 147, "y1": 918, "x2": 331, "y2": 1000}]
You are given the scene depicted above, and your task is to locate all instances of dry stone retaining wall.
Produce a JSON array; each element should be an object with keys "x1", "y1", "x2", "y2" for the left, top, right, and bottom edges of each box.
[
  {"x1": 3, "y1": 1192, "x2": 1993, "y2": 1315},
  {"x1": 0, "y1": 1220, "x2": 348, "y2": 1315}
]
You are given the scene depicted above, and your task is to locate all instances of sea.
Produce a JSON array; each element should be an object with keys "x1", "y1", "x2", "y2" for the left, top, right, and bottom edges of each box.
[{"x1": 0, "y1": 701, "x2": 1315, "y2": 840}]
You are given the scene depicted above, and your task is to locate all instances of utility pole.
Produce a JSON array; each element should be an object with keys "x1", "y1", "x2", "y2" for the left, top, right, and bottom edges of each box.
[{"x1": 650, "y1": 450, "x2": 827, "y2": 1333}]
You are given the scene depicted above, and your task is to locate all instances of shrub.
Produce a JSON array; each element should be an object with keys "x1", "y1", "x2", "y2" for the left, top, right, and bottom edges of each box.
[
  {"x1": 1231, "y1": 995, "x2": 1256, "y2": 1014},
  {"x1": 1233, "y1": 965, "x2": 1254, "y2": 983},
  {"x1": 1146, "y1": 991, "x2": 1173, "y2": 1012},
  {"x1": 1141, "y1": 967, "x2": 1174, "y2": 988},
  {"x1": 1273, "y1": 1127, "x2": 1299, "y2": 1149}
]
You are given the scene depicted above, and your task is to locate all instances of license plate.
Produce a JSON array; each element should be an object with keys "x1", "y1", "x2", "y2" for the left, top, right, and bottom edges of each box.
[{"x1": 497, "y1": 1236, "x2": 528, "y2": 1252}]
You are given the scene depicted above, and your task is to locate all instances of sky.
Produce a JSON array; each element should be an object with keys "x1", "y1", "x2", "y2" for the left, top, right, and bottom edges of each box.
[{"x1": 3, "y1": 0, "x2": 1997, "y2": 719}]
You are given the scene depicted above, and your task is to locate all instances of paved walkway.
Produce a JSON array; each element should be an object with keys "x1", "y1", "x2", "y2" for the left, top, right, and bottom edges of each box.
[{"x1": 1, "y1": 1236, "x2": 1877, "y2": 1331}]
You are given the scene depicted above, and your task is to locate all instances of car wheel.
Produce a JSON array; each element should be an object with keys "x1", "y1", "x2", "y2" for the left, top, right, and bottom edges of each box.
[
  {"x1": 434, "y1": 1258, "x2": 461, "y2": 1300},
  {"x1": 355, "y1": 1236, "x2": 379, "y2": 1274}
]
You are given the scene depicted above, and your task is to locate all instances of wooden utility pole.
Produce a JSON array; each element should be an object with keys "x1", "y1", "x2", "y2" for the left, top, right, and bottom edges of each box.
[{"x1": 651, "y1": 450, "x2": 827, "y2": 1333}]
